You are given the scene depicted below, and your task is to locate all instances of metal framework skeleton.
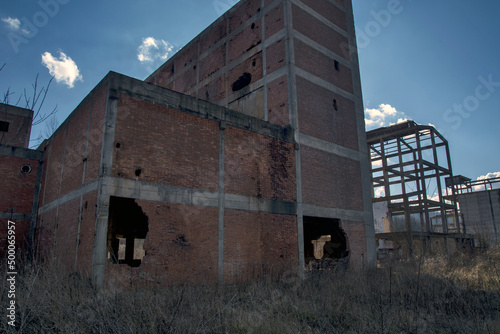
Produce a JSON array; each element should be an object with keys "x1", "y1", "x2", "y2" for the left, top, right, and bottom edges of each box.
[{"x1": 367, "y1": 121, "x2": 467, "y2": 254}]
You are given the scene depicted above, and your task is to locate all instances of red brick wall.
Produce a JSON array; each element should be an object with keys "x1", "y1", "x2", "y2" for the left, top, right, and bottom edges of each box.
[
  {"x1": 299, "y1": 0, "x2": 347, "y2": 31},
  {"x1": 292, "y1": 4, "x2": 349, "y2": 60},
  {"x1": 267, "y1": 75, "x2": 289, "y2": 126},
  {"x1": 113, "y1": 95, "x2": 219, "y2": 192},
  {"x1": 52, "y1": 197, "x2": 80, "y2": 270},
  {"x1": 106, "y1": 201, "x2": 219, "y2": 286},
  {"x1": 224, "y1": 126, "x2": 296, "y2": 202},
  {"x1": 77, "y1": 190, "x2": 97, "y2": 274},
  {"x1": 146, "y1": 0, "x2": 286, "y2": 124},
  {"x1": 342, "y1": 220, "x2": 367, "y2": 268},
  {"x1": 41, "y1": 126, "x2": 65, "y2": 206},
  {"x1": 224, "y1": 210, "x2": 297, "y2": 283},
  {"x1": 0, "y1": 104, "x2": 32, "y2": 148},
  {"x1": 296, "y1": 76, "x2": 358, "y2": 151},
  {"x1": 294, "y1": 38, "x2": 353, "y2": 94},
  {"x1": 0, "y1": 155, "x2": 39, "y2": 256},
  {"x1": 84, "y1": 83, "x2": 107, "y2": 184},
  {"x1": 36, "y1": 208, "x2": 57, "y2": 260},
  {"x1": 0, "y1": 156, "x2": 38, "y2": 213},
  {"x1": 59, "y1": 99, "x2": 91, "y2": 198},
  {"x1": 265, "y1": 3, "x2": 284, "y2": 38},
  {"x1": 266, "y1": 38, "x2": 286, "y2": 74},
  {"x1": 301, "y1": 146, "x2": 363, "y2": 211},
  {"x1": 40, "y1": 83, "x2": 107, "y2": 206}
]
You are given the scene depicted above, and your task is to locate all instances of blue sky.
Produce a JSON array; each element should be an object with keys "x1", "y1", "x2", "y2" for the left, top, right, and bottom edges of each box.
[{"x1": 0, "y1": 0, "x2": 498, "y2": 182}]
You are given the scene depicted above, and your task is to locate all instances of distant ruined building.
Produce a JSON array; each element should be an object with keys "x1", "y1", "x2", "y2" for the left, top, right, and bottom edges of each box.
[{"x1": 0, "y1": 0, "x2": 376, "y2": 286}]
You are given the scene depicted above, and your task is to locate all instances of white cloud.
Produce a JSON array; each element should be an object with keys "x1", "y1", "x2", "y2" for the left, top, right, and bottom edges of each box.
[
  {"x1": 2, "y1": 17, "x2": 20, "y2": 30},
  {"x1": 374, "y1": 187, "x2": 385, "y2": 198},
  {"x1": 365, "y1": 104, "x2": 409, "y2": 129},
  {"x1": 41, "y1": 51, "x2": 82, "y2": 88},
  {"x1": 474, "y1": 172, "x2": 500, "y2": 191},
  {"x1": 477, "y1": 172, "x2": 500, "y2": 181},
  {"x1": 1, "y1": 17, "x2": 30, "y2": 35},
  {"x1": 138, "y1": 37, "x2": 174, "y2": 63}
]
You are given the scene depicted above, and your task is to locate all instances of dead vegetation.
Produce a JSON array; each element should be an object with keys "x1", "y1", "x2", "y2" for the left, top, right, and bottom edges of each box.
[{"x1": 1, "y1": 249, "x2": 500, "y2": 333}]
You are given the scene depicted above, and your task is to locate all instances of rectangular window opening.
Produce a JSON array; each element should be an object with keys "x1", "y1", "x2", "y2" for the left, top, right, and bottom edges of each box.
[
  {"x1": 0, "y1": 121, "x2": 10, "y2": 132},
  {"x1": 334, "y1": 60, "x2": 340, "y2": 71},
  {"x1": 106, "y1": 197, "x2": 149, "y2": 267}
]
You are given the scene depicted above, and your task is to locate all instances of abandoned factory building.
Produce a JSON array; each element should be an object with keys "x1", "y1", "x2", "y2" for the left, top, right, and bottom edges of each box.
[{"x1": 0, "y1": 0, "x2": 375, "y2": 286}]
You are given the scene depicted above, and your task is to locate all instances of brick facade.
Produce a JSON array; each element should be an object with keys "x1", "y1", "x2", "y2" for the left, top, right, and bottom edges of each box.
[{"x1": 1, "y1": 0, "x2": 375, "y2": 285}]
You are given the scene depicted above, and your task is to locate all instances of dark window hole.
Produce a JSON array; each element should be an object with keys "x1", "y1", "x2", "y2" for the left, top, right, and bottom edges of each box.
[
  {"x1": 303, "y1": 217, "x2": 348, "y2": 271},
  {"x1": 334, "y1": 60, "x2": 340, "y2": 71},
  {"x1": 0, "y1": 121, "x2": 9, "y2": 132},
  {"x1": 231, "y1": 72, "x2": 252, "y2": 92},
  {"x1": 21, "y1": 164, "x2": 31, "y2": 174},
  {"x1": 107, "y1": 196, "x2": 149, "y2": 267}
]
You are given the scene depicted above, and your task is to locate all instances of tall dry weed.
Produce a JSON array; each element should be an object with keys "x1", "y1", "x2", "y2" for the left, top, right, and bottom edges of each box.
[{"x1": 1, "y1": 250, "x2": 499, "y2": 333}]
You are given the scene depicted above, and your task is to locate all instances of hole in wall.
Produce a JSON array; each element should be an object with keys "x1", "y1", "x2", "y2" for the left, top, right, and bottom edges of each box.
[
  {"x1": 0, "y1": 121, "x2": 10, "y2": 132},
  {"x1": 21, "y1": 164, "x2": 31, "y2": 174},
  {"x1": 251, "y1": 22, "x2": 255, "y2": 29},
  {"x1": 135, "y1": 168, "x2": 142, "y2": 177},
  {"x1": 231, "y1": 72, "x2": 252, "y2": 92},
  {"x1": 334, "y1": 60, "x2": 340, "y2": 71},
  {"x1": 107, "y1": 196, "x2": 149, "y2": 267},
  {"x1": 115, "y1": 143, "x2": 121, "y2": 148},
  {"x1": 303, "y1": 217, "x2": 348, "y2": 270},
  {"x1": 333, "y1": 99, "x2": 338, "y2": 111}
]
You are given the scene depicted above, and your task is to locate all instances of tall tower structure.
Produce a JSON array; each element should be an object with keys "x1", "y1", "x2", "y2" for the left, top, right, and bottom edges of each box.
[{"x1": 147, "y1": 0, "x2": 375, "y2": 268}]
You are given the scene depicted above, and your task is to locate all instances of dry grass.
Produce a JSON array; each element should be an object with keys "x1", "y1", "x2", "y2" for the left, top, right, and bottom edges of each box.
[{"x1": 1, "y1": 249, "x2": 500, "y2": 333}]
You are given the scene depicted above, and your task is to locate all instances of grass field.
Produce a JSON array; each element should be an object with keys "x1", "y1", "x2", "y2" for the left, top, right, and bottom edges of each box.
[{"x1": 2, "y1": 248, "x2": 500, "y2": 333}]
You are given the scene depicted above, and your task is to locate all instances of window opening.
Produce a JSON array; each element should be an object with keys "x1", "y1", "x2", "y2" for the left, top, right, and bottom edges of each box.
[
  {"x1": 303, "y1": 217, "x2": 348, "y2": 270},
  {"x1": 107, "y1": 196, "x2": 149, "y2": 267},
  {"x1": 0, "y1": 121, "x2": 10, "y2": 132}
]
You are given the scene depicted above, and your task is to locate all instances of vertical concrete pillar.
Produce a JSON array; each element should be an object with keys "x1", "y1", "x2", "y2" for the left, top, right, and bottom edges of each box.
[
  {"x1": 345, "y1": 0, "x2": 376, "y2": 267},
  {"x1": 92, "y1": 80, "x2": 118, "y2": 287},
  {"x1": 218, "y1": 120, "x2": 226, "y2": 284}
]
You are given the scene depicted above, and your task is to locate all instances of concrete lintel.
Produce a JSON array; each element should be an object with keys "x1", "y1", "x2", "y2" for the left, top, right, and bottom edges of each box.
[
  {"x1": 292, "y1": 30, "x2": 351, "y2": 68},
  {"x1": 101, "y1": 177, "x2": 220, "y2": 208},
  {"x1": 38, "y1": 181, "x2": 99, "y2": 214},
  {"x1": 299, "y1": 134, "x2": 361, "y2": 161},
  {"x1": 0, "y1": 213, "x2": 32, "y2": 220},
  {"x1": 303, "y1": 203, "x2": 365, "y2": 222},
  {"x1": 0, "y1": 103, "x2": 34, "y2": 118},
  {"x1": 295, "y1": 67, "x2": 355, "y2": 101},
  {"x1": 0, "y1": 144, "x2": 44, "y2": 161},
  {"x1": 225, "y1": 193, "x2": 296, "y2": 215}
]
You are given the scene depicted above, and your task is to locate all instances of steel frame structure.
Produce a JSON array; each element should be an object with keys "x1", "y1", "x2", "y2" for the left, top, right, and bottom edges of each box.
[{"x1": 367, "y1": 121, "x2": 466, "y2": 254}]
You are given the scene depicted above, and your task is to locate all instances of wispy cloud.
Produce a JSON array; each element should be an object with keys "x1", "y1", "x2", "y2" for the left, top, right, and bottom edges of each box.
[
  {"x1": 365, "y1": 104, "x2": 409, "y2": 129},
  {"x1": 1, "y1": 17, "x2": 30, "y2": 35},
  {"x1": 137, "y1": 37, "x2": 174, "y2": 63},
  {"x1": 41, "y1": 51, "x2": 82, "y2": 88},
  {"x1": 2, "y1": 17, "x2": 21, "y2": 30}
]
